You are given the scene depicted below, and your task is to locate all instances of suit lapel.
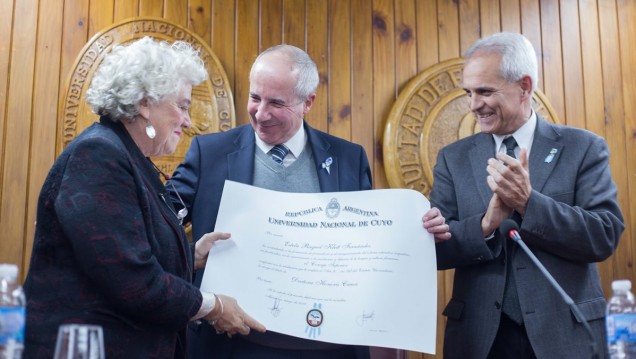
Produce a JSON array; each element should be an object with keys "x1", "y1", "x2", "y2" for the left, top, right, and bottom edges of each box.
[
  {"x1": 469, "y1": 133, "x2": 497, "y2": 208},
  {"x1": 227, "y1": 125, "x2": 257, "y2": 185},
  {"x1": 528, "y1": 117, "x2": 562, "y2": 192},
  {"x1": 306, "y1": 123, "x2": 339, "y2": 192}
]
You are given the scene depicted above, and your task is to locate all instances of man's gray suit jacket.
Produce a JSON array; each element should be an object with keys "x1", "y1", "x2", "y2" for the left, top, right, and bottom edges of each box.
[{"x1": 431, "y1": 116, "x2": 624, "y2": 359}]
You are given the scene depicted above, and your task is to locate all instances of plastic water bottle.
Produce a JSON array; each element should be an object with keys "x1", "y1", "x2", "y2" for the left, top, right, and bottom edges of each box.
[
  {"x1": 606, "y1": 279, "x2": 636, "y2": 358},
  {"x1": 0, "y1": 264, "x2": 25, "y2": 359}
]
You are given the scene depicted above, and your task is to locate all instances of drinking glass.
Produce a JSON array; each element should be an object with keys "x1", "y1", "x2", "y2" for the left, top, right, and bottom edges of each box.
[{"x1": 53, "y1": 324, "x2": 105, "y2": 359}]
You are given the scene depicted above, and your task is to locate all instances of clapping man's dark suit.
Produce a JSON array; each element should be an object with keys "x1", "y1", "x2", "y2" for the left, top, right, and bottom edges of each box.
[
  {"x1": 423, "y1": 32, "x2": 624, "y2": 359},
  {"x1": 168, "y1": 45, "x2": 372, "y2": 359}
]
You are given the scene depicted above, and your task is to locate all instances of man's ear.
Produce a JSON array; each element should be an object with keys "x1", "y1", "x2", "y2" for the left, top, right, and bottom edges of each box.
[
  {"x1": 303, "y1": 93, "x2": 316, "y2": 115},
  {"x1": 519, "y1": 75, "x2": 533, "y2": 98}
]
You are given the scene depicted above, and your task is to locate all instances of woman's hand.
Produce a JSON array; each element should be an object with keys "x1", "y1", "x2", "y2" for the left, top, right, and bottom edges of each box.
[
  {"x1": 204, "y1": 294, "x2": 266, "y2": 337},
  {"x1": 194, "y1": 232, "x2": 231, "y2": 270}
]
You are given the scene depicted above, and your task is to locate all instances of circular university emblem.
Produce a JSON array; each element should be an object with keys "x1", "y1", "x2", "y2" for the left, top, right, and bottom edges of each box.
[
  {"x1": 58, "y1": 17, "x2": 235, "y2": 176},
  {"x1": 306, "y1": 308, "x2": 323, "y2": 327},
  {"x1": 383, "y1": 58, "x2": 559, "y2": 196}
]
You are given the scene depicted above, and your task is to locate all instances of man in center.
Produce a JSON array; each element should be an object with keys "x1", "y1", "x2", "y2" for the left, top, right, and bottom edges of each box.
[{"x1": 168, "y1": 44, "x2": 372, "y2": 358}]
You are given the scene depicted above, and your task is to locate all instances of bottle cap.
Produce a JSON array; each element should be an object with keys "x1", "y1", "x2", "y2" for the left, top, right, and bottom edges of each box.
[
  {"x1": 611, "y1": 279, "x2": 632, "y2": 291},
  {"x1": 0, "y1": 264, "x2": 18, "y2": 279}
]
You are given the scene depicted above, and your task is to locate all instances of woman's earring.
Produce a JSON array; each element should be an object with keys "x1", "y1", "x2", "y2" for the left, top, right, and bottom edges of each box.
[{"x1": 146, "y1": 123, "x2": 156, "y2": 139}]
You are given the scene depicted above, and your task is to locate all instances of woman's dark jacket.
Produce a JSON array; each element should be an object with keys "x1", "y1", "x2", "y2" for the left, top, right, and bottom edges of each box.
[{"x1": 24, "y1": 116, "x2": 201, "y2": 358}]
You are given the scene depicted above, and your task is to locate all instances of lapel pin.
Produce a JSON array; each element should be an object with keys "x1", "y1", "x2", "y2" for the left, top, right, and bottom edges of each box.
[
  {"x1": 322, "y1": 157, "x2": 333, "y2": 174},
  {"x1": 544, "y1": 148, "x2": 557, "y2": 163}
]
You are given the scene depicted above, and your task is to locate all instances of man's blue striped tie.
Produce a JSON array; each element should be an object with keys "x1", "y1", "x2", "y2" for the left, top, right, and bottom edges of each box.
[{"x1": 270, "y1": 144, "x2": 289, "y2": 165}]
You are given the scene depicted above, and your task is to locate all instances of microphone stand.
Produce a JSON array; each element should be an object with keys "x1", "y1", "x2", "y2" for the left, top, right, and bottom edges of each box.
[{"x1": 508, "y1": 231, "x2": 599, "y2": 359}]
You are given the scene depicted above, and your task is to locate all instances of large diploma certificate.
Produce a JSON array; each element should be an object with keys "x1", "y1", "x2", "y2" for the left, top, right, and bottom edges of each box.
[{"x1": 201, "y1": 180, "x2": 437, "y2": 354}]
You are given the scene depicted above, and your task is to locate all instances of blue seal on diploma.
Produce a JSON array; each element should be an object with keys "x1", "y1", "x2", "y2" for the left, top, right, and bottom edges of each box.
[{"x1": 305, "y1": 303, "x2": 324, "y2": 338}]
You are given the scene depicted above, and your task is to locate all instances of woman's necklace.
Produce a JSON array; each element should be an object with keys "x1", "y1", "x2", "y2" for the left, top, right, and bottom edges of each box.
[{"x1": 150, "y1": 161, "x2": 188, "y2": 225}]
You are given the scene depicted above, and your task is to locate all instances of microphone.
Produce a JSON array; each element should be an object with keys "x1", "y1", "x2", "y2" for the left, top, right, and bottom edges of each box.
[
  {"x1": 499, "y1": 219, "x2": 523, "y2": 243},
  {"x1": 499, "y1": 219, "x2": 599, "y2": 359}
]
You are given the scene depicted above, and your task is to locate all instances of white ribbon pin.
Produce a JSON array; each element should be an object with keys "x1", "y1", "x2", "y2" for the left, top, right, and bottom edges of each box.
[
  {"x1": 322, "y1": 157, "x2": 333, "y2": 174},
  {"x1": 544, "y1": 148, "x2": 557, "y2": 163}
]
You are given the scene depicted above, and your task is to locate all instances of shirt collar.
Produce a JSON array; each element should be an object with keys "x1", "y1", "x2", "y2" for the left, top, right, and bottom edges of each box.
[
  {"x1": 492, "y1": 110, "x2": 536, "y2": 157},
  {"x1": 255, "y1": 122, "x2": 307, "y2": 159}
]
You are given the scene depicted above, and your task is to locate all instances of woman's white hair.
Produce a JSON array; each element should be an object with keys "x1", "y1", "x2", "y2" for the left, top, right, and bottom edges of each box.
[
  {"x1": 86, "y1": 36, "x2": 207, "y2": 121},
  {"x1": 465, "y1": 32, "x2": 538, "y2": 93}
]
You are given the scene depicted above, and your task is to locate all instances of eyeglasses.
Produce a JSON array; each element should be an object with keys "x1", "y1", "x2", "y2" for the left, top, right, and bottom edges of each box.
[{"x1": 159, "y1": 181, "x2": 188, "y2": 225}]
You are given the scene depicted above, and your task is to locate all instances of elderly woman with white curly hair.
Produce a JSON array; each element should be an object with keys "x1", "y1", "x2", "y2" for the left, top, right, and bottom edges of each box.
[{"x1": 23, "y1": 36, "x2": 264, "y2": 358}]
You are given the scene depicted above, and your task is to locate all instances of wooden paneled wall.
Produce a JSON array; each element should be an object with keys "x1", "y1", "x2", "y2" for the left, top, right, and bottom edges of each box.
[{"x1": 1, "y1": 0, "x2": 634, "y2": 358}]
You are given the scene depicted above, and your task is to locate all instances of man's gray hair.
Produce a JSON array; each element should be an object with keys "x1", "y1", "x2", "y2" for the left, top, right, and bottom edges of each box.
[
  {"x1": 255, "y1": 44, "x2": 319, "y2": 100},
  {"x1": 466, "y1": 32, "x2": 538, "y2": 92}
]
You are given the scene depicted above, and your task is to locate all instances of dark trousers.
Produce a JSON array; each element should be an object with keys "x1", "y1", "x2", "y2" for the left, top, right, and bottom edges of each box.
[
  {"x1": 188, "y1": 322, "x2": 369, "y2": 359},
  {"x1": 488, "y1": 313, "x2": 537, "y2": 359},
  {"x1": 231, "y1": 336, "x2": 365, "y2": 359}
]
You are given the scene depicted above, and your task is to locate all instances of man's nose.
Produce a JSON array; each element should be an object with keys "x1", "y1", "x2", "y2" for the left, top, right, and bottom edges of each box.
[
  {"x1": 468, "y1": 94, "x2": 482, "y2": 112},
  {"x1": 255, "y1": 102, "x2": 270, "y2": 121}
]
